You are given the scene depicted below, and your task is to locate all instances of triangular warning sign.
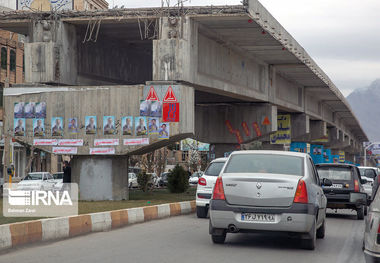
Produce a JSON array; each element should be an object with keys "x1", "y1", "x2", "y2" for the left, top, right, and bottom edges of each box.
[
  {"x1": 262, "y1": 116, "x2": 271, "y2": 126},
  {"x1": 163, "y1": 86, "x2": 177, "y2": 102},
  {"x1": 146, "y1": 86, "x2": 159, "y2": 101}
]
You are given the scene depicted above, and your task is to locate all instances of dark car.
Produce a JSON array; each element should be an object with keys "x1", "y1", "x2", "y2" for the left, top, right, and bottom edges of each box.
[
  {"x1": 316, "y1": 163, "x2": 368, "y2": 220},
  {"x1": 158, "y1": 172, "x2": 170, "y2": 187}
]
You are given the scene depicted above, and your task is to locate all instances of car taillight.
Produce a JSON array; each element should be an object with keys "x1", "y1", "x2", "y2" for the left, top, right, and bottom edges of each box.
[
  {"x1": 377, "y1": 224, "x2": 380, "y2": 244},
  {"x1": 198, "y1": 177, "x2": 206, "y2": 186},
  {"x1": 212, "y1": 177, "x2": 225, "y2": 200},
  {"x1": 294, "y1": 180, "x2": 308, "y2": 204},
  {"x1": 354, "y1": 180, "x2": 359, "y2": 192}
]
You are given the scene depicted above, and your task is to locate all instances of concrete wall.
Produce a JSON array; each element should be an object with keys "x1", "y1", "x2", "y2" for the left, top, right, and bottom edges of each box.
[
  {"x1": 77, "y1": 39, "x2": 152, "y2": 85},
  {"x1": 72, "y1": 156, "x2": 127, "y2": 201},
  {"x1": 195, "y1": 104, "x2": 277, "y2": 144},
  {"x1": 4, "y1": 84, "x2": 195, "y2": 155}
]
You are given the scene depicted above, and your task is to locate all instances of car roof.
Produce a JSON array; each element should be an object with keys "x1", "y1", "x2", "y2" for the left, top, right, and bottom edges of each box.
[
  {"x1": 229, "y1": 150, "x2": 308, "y2": 158},
  {"x1": 28, "y1": 172, "x2": 50, "y2": 174},
  {"x1": 315, "y1": 163, "x2": 356, "y2": 168},
  {"x1": 211, "y1": 157, "x2": 228, "y2": 163},
  {"x1": 358, "y1": 166, "x2": 378, "y2": 169}
]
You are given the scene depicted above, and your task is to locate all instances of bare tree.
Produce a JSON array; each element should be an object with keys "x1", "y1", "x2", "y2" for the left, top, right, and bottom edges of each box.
[{"x1": 155, "y1": 147, "x2": 168, "y2": 178}]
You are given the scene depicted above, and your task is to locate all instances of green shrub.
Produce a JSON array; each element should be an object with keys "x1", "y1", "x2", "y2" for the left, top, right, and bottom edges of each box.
[
  {"x1": 137, "y1": 172, "x2": 152, "y2": 192},
  {"x1": 168, "y1": 165, "x2": 189, "y2": 193}
]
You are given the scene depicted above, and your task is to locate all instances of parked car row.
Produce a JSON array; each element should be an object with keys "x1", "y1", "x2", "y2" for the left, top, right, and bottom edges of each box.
[{"x1": 196, "y1": 150, "x2": 375, "y2": 253}]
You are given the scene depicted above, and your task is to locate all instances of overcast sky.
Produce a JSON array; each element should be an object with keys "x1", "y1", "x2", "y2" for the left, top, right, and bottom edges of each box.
[{"x1": 106, "y1": 0, "x2": 380, "y2": 96}]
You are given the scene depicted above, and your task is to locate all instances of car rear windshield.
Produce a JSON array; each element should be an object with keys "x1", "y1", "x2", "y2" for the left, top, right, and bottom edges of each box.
[
  {"x1": 316, "y1": 167, "x2": 352, "y2": 181},
  {"x1": 204, "y1": 162, "x2": 225, "y2": 176},
  {"x1": 359, "y1": 168, "x2": 377, "y2": 179},
  {"x1": 224, "y1": 154, "x2": 303, "y2": 176},
  {"x1": 24, "y1": 173, "x2": 43, "y2": 180}
]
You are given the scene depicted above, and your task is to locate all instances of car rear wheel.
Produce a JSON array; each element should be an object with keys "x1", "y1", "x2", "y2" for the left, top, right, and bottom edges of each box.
[
  {"x1": 316, "y1": 219, "x2": 325, "y2": 239},
  {"x1": 211, "y1": 232, "x2": 226, "y2": 244},
  {"x1": 301, "y1": 219, "x2": 316, "y2": 250},
  {"x1": 196, "y1": 206, "x2": 208, "y2": 218},
  {"x1": 364, "y1": 205, "x2": 368, "y2": 216},
  {"x1": 357, "y1": 206, "x2": 365, "y2": 220}
]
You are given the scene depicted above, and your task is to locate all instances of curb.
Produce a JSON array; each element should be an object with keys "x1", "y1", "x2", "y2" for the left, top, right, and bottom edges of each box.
[{"x1": 0, "y1": 200, "x2": 196, "y2": 252}]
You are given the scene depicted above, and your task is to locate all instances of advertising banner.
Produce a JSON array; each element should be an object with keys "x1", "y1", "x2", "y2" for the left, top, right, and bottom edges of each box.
[
  {"x1": 123, "y1": 138, "x2": 150, "y2": 146},
  {"x1": 94, "y1": 139, "x2": 119, "y2": 146},
  {"x1": 89, "y1": 148, "x2": 115, "y2": 155},
  {"x1": 58, "y1": 139, "x2": 83, "y2": 146},
  {"x1": 311, "y1": 145, "x2": 324, "y2": 164},
  {"x1": 270, "y1": 114, "x2": 291, "y2": 144},
  {"x1": 53, "y1": 147, "x2": 78, "y2": 155},
  {"x1": 290, "y1": 142, "x2": 309, "y2": 153},
  {"x1": 33, "y1": 139, "x2": 58, "y2": 146}
]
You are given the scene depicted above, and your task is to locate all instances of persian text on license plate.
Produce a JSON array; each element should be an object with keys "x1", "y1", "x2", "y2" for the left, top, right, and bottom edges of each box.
[
  {"x1": 331, "y1": 184, "x2": 343, "y2": 189},
  {"x1": 241, "y1": 213, "x2": 276, "y2": 222}
]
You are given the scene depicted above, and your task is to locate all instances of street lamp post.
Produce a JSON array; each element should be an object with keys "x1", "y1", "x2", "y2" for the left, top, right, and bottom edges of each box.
[{"x1": 364, "y1": 142, "x2": 380, "y2": 166}]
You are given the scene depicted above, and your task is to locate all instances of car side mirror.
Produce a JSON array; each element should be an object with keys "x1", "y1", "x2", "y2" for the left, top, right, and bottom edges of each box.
[
  {"x1": 361, "y1": 178, "x2": 368, "y2": 184},
  {"x1": 322, "y1": 178, "x2": 333, "y2": 187}
]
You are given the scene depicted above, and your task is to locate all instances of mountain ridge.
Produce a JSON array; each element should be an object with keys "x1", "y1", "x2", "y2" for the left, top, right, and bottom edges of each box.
[{"x1": 347, "y1": 79, "x2": 380, "y2": 142}]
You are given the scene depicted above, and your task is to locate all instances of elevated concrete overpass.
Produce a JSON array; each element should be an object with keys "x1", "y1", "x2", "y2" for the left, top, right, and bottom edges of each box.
[{"x1": 0, "y1": 1, "x2": 368, "y2": 200}]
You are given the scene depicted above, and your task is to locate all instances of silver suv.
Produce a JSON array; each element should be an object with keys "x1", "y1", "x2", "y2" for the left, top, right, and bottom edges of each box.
[{"x1": 209, "y1": 150, "x2": 331, "y2": 250}]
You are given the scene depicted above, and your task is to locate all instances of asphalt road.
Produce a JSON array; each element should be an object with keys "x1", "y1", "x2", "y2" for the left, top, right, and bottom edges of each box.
[{"x1": 0, "y1": 209, "x2": 365, "y2": 263}]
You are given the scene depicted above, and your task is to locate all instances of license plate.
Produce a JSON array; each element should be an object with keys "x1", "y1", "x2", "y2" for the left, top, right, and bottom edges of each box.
[
  {"x1": 331, "y1": 184, "x2": 343, "y2": 189},
  {"x1": 241, "y1": 213, "x2": 276, "y2": 222}
]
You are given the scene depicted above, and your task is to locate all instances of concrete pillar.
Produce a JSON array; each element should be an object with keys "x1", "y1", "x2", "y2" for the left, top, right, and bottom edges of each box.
[
  {"x1": 25, "y1": 20, "x2": 77, "y2": 85},
  {"x1": 71, "y1": 156, "x2": 129, "y2": 201},
  {"x1": 50, "y1": 154, "x2": 59, "y2": 173},
  {"x1": 309, "y1": 120, "x2": 327, "y2": 141},
  {"x1": 291, "y1": 113, "x2": 310, "y2": 141}
]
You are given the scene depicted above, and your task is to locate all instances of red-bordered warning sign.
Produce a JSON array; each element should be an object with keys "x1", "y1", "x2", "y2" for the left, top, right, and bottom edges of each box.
[
  {"x1": 146, "y1": 86, "x2": 159, "y2": 101},
  {"x1": 163, "y1": 86, "x2": 177, "y2": 102}
]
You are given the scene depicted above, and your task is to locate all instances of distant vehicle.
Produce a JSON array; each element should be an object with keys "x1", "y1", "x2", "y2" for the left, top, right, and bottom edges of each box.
[
  {"x1": 17, "y1": 172, "x2": 56, "y2": 191},
  {"x1": 189, "y1": 172, "x2": 203, "y2": 185},
  {"x1": 128, "y1": 173, "x2": 138, "y2": 188},
  {"x1": 363, "y1": 185, "x2": 380, "y2": 262},
  {"x1": 209, "y1": 151, "x2": 330, "y2": 250},
  {"x1": 147, "y1": 173, "x2": 159, "y2": 187},
  {"x1": 196, "y1": 157, "x2": 227, "y2": 218},
  {"x1": 359, "y1": 166, "x2": 378, "y2": 202},
  {"x1": 316, "y1": 163, "x2": 368, "y2": 220},
  {"x1": 52, "y1": 172, "x2": 64, "y2": 191},
  {"x1": 158, "y1": 172, "x2": 170, "y2": 187}
]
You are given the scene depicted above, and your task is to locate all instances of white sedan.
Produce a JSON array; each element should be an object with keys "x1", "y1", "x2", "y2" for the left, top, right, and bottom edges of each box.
[{"x1": 17, "y1": 172, "x2": 56, "y2": 191}]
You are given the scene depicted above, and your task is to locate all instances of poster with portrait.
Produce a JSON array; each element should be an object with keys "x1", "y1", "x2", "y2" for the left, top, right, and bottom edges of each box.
[
  {"x1": 85, "y1": 116, "x2": 97, "y2": 135},
  {"x1": 33, "y1": 119, "x2": 45, "y2": 137},
  {"x1": 159, "y1": 123, "x2": 170, "y2": 139},
  {"x1": 122, "y1": 116, "x2": 133, "y2": 135},
  {"x1": 140, "y1": 100, "x2": 151, "y2": 116},
  {"x1": 14, "y1": 102, "x2": 24, "y2": 118},
  {"x1": 68, "y1": 118, "x2": 79, "y2": 134},
  {"x1": 24, "y1": 102, "x2": 35, "y2": 118},
  {"x1": 135, "y1": 117, "x2": 147, "y2": 136},
  {"x1": 150, "y1": 101, "x2": 162, "y2": 117},
  {"x1": 14, "y1": 118, "x2": 25, "y2": 136},
  {"x1": 103, "y1": 116, "x2": 116, "y2": 135},
  {"x1": 51, "y1": 117, "x2": 64, "y2": 136},
  {"x1": 35, "y1": 102, "x2": 47, "y2": 118},
  {"x1": 148, "y1": 117, "x2": 160, "y2": 135}
]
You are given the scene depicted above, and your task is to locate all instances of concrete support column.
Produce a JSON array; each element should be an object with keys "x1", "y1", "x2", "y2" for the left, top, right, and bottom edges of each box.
[
  {"x1": 50, "y1": 154, "x2": 58, "y2": 174},
  {"x1": 211, "y1": 144, "x2": 239, "y2": 158},
  {"x1": 291, "y1": 113, "x2": 310, "y2": 141},
  {"x1": 309, "y1": 120, "x2": 327, "y2": 141},
  {"x1": 71, "y1": 156, "x2": 129, "y2": 201}
]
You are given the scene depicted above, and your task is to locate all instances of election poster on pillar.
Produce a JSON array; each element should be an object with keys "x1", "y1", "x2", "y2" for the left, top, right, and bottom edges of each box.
[{"x1": 270, "y1": 114, "x2": 291, "y2": 144}]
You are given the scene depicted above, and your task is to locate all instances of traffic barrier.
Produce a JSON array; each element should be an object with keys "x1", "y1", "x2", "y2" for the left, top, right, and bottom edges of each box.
[{"x1": 0, "y1": 200, "x2": 195, "y2": 252}]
